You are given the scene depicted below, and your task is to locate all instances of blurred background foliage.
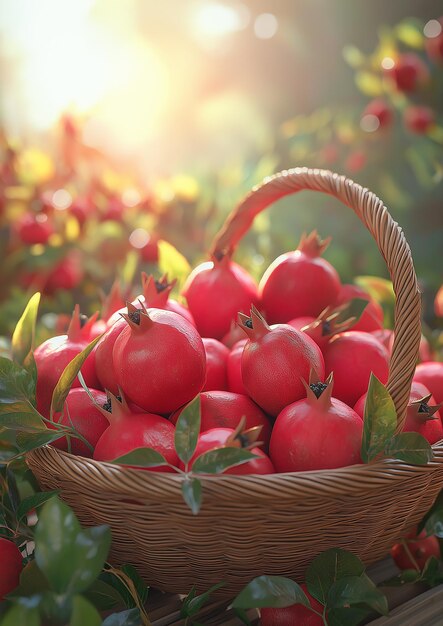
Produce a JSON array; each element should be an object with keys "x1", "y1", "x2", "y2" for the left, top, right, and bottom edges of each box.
[{"x1": 0, "y1": 0, "x2": 442, "y2": 335}]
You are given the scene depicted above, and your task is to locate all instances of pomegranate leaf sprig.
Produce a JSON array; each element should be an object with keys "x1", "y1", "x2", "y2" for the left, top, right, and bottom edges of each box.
[
  {"x1": 110, "y1": 396, "x2": 260, "y2": 515},
  {"x1": 361, "y1": 374, "x2": 433, "y2": 465}
]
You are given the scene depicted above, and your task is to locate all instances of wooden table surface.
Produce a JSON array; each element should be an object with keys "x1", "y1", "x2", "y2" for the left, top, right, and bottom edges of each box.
[{"x1": 147, "y1": 558, "x2": 443, "y2": 625}]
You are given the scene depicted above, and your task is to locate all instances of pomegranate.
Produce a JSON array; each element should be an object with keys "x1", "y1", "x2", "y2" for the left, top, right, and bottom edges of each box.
[
  {"x1": 345, "y1": 150, "x2": 367, "y2": 173},
  {"x1": 17, "y1": 212, "x2": 53, "y2": 245},
  {"x1": 51, "y1": 388, "x2": 109, "y2": 457},
  {"x1": 335, "y1": 284, "x2": 383, "y2": 332},
  {"x1": 361, "y1": 99, "x2": 393, "y2": 130},
  {"x1": 182, "y1": 255, "x2": 259, "y2": 339},
  {"x1": 94, "y1": 316, "x2": 127, "y2": 395},
  {"x1": 355, "y1": 381, "x2": 443, "y2": 445},
  {"x1": 260, "y1": 584, "x2": 324, "y2": 626},
  {"x1": 371, "y1": 330, "x2": 433, "y2": 363},
  {"x1": 186, "y1": 427, "x2": 274, "y2": 475},
  {"x1": 426, "y1": 18, "x2": 443, "y2": 63},
  {"x1": 202, "y1": 338, "x2": 229, "y2": 391},
  {"x1": 113, "y1": 305, "x2": 206, "y2": 414},
  {"x1": 135, "y1": 273, "x2": 195, "y2": 326},
  {"x1": 93, "y1": 394, "x2": 178, "y2": 472},
  {"x1": 0, "y1": 538, "x2": 23, "y2": 600},
  {"x1": 404, "y1": 106, "x2": 435, "y2": 134},
  {"x1": 171, "y1": 391, "x2": 272, "y2": 448},
  {"x1": 221, "y1": 320, "x2": 246, "y2": 348},
  {"x1": 270, "y1": 375, "x2": 363, "y2": 472},
  {"x1": 259, "y1": 231, "x2": 341, "y2": 324},
  {"x1": 44, "y1": 251, "x2": 84, "y2": 294},
  {"x1": 385, "y1": 53, "x2": 429, "y2": 92},
  {"x1": 239, "y1": 307, "x2": 325, "y2": 416},
  {"x1": 391, "y1": 530, "x2": 440, "y2": 570},
  {"x1": 323, "y1": 331, "x2": 389, "y2": 407},
  {"x1": 35, "y1": 306, "x2": 99, "y2": 416},
  {"x1": 227, "y1": 339, "x2": 248, "y2": 395},
  {"x1": 414, "y1": 362, "x2": 443, "y2": 405},
  {"x1": 140, "y1": 234, "x2": 159, "y2": 263}
]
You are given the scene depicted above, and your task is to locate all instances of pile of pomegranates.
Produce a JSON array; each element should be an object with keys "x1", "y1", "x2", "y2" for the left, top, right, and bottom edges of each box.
[{"x1": 34, "y1": 230, "x2": 442, "y2": 475}]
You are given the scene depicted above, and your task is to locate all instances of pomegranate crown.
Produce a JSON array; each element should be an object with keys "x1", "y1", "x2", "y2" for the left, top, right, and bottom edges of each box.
[
  {"x1": 237, "y1": 305, "x2": 270, "y2": 340},
  {"x1": 119, "y1": 300, "x2": 154, "y2": 332},
  {"x1": 99, "y1": 280, "x2": 128, "y2": 322},
  {"x1": 97, "y1": 389, "x2": 131, "y2": 423},
  {"x1": 67, "y1": 305, "x2": 99, "y2": 342},
  {"x1": 302, "y1": 298, "x2": 369, "y2": 339},
  {"x1": 297, "y1": 230, "x2": 331, "y2": 258},
  {"x1": 302, "y1": 371, "x2": 334, "y2": 408},
  {"x1": 409, "y1": 394, "x2": 442, "y2": 423},
  {"x1": 141, "y1": 272, "x2": 176, "y2": 307},
  {"x1": 225, "y1": 416, "x2": 264, "y2": 450}
]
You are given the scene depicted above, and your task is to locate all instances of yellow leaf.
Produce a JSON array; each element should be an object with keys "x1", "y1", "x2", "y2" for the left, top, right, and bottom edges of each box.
[
  {"x1": 65, "y1": 216, "x2": 80, "y2": 242},
  {"x1": 355, "y1": 276, "x2": 395, "y2": 305},
  {"x1": 395, "y1": 20, "x2": 424, "y2": 49},
  {"x1": 355, "y1": 71, "x2": 384, "y2": 97},
  {"x1": 343, "y1": 45, "x2": 366, "y2": 68},
  {"x1": 17, "y1": 149, "x2": 54, "y2": 185},
  {"x1": 158, "y1": 240, "x2": 191, "y2": 289}
]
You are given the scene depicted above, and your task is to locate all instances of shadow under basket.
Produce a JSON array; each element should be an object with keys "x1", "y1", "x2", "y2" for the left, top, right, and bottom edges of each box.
[{"x1": 27, "y1": 167, "x2": 443, "y2": 598}]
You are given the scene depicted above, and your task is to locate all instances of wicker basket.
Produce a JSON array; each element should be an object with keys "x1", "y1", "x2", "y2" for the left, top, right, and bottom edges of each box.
[{"x1": 27, "y1": 168, "x2": 443, "y2": 598}]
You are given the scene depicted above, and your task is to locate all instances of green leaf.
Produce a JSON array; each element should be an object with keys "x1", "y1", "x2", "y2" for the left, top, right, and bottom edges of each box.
[
  {"x1": 233, "y1": 608, "x2": 253, "y2": 626},
  {"x1": 50, "y1": 335, "x2": 102, "y2": 416},
  {"x1": 174, "y1": 396, "x2": 201, "y2": 465},
  {"x1": 102, "y1": 608, "x2": 142, "y2": 626},
  {"x1": 15, "y1": 560, "x2": 50, "y2": 596},
  {"x1": 327, "y1": 574, "x2": 388, "y2": 615},
  {"x1": 381, "y1": 569, "x2": 422, "y2": 586},
  {"x1": 182, "y1": 477, "x2": 202, "y2": 515},
  {"x1": 418, "y1": 490, "x2": 443, "y2": 537},
  {"x1": 111, "y1": 447, "x2": 167, "y2": 468},
  {"x1": 11, "y1": 293, "x2": 40, "y2": 371},
  {"x1": 420, "y1": 556, "x2": 443, "y2": 587},
  {"x1": 84, "y1": 579, "x2": 125, "y2": 611},
  {"x1": 192, "y1": 447, "x2": 259, "y2": 474},
  {"x1": 0, "y1": 604, "x2": 40, "y2": 626},
  {"x1": 361, "y1": 374, "x2": 397, "y2": 463},
  {"x1": 16, "y1": 430, "x2": 62, "y2": 454},
  {"x1": 231, "y1": 575, "x2": 309, "y2": 609},
  {"x1": 121, "y1": 564, "x2": 149, "y2": 605},
  {"x1": 17, "y1": 491, "x2": 58, "y2": 522},
  {"x1": 181, "y1": 581, "x2": 225, "y2": 617},
  {"x1": 306, "y1": 548, "x2": 364, "y2": 605},
  {"x1": 35, "y1": 498, "x2": 111, "y2": 594},
  {"x1": 327, "y1": 606, "x2": 373, "y2": 626},
  {"x1": 384, "y1": 432, "x2": 433, "y2": 465},
  {"x1": 0, "y1": 358, "x2": 45, "y2": 432},
  {"x1": 70, "y1": 595, "x2": 101, "y2": 626}
]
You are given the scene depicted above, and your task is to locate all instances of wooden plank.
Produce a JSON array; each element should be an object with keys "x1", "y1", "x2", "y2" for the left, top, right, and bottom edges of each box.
[{"x1": 368, "y1": 585, "x2": 443, "y2": 625}]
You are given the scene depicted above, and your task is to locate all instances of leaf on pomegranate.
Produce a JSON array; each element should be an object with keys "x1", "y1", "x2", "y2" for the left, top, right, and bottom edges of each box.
[
  {"x1": 110, "y1": 447, "x2": 168, "y2": 468},
  {"x1": 158, "y1": 239, "x2": 191, "y2": 289},
  {"x1": 383, "y1": 432, "x2": 433, "y2": 465},
  {"x1": 231, "y1": 575, "x2": 309, "y2": 609},
  {"x1": 361, "y1": 374, "x2": 397, "y2": 463},
  {"x1": 50, "y1": 335, "x2": 102, "y2": 416},
  {"x1": 70, "y1": 595, "x2": 102, "y2": 626},
  {"x1": 306, "y1": 548, "x2": 364, "y2": 605},
  {"x1": 175, "y1": 395, "x2": 201, "y2": 465},
  {"x1": 16, "y1": 430, "x2": 63, "y2": 454},
  {"x1": 17, "y1": 490, "x2": 59, "y2": 522},
  {"x1": 418, "y1": 490, "x2": 443, "y2": 537},
  {"x1": 11, "y1": 292, "x2": 40, "y2": 379},
  {"x1": 327, "y1": 573, "x2": 388, "y2": 615},
  {"x1": 0, "y1": 358, "x2": 46, "y2": 432},
  {"x1": 182, "y1": 477, "x2": 202, "y2": 515},
  {"x1": 192, "y1": 447, "x2": 259, "y2": 474}
]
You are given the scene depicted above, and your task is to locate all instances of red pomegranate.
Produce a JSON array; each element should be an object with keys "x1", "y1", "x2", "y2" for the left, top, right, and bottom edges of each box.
[
  {"x1": 140, "y1": 234, "x2": 159, "y2": 263},
  {"x1": 239, "y1": 307, "x2": 325, "y2": 416},
  {"x1": 414, "y1": 362, "x2": 443, "y2": 405},
  {"x1": 335, "y1": 284, "x2": 383, "y2": 332},
  {"x1": 259, "y1": 231, "x2": 341, "y2": 324},
  {"x1": 270, "y1": 375, "x2": 363, "y2": 472},
  {"x1": 93, "y1": 394, "x2": 178, "y2": 471},
  {"x1": 35, "y1": 306, "x2": 99, "y2": 416},
  {"x1": 323, "y1": 331, "x2": 389, "y2": 407},
  {"x1": 44, "y1": 251, "x2": 84, "y2": 294},
  {"x1": 182, "y1": 255, "x2": 259, "y2": 339},
  {"x1": 94, "y1": 316, "x2": 127, "y2": 395},
  {"x1": 226, "y1": 339, "x2": 248, "y2": 395},
  {"x1": 260, "y1": 584, "x2": 324, "y2": 626},
  {"x1": 17, "y1": 212, "x2": 53, "y2": 245},
  {"x1": 51, "y1": 388, "x2": 108, "y2": 457},
  {"x1": 425, "y1": 18, "x2": 443, "y2": 63},
  {"x1": 221, "y1": 320, "x2": 246, "y2": 348},
  {"x1": 202, "y1": 338, "x2": 229, "y2": 391},
  {"x1": 391, "y1": 529, "x2": 440, "y2": 570},
  {"x1": 113, "y1": 305, "x2": 206, "y2": 414},
  {"x1": 344, "y1": 150, "x2": 367, "y2": 173},
  {"x1": 186, "y1": 427, "x2": 274, "y2": 475},
  {"x1": 404, "y1": 106, "x2": 435, "y2": 134},
  {"x1": 0, "y1": 539, "x2": 23, "y2": 600},
  {"x1": 385, "y1": 53, "x2": 429, "y2": 92},
  {"x1": 362, "y1": 99, "x2": 393, "y2": 129},
  {"x1": 135, "y1": 273, "x2": 195, "y2": 326}
]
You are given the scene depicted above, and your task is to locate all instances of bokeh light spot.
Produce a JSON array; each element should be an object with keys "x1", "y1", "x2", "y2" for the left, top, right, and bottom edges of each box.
[
  {"x1": 52, "y1": 189, "x2": 72, "y2": 210},
  {"x1": 122, "y1": 189, "x2": 141, "y2": 207},
  {"x1": 381, "y1": 57, "x2": 395, "y2": 70},
  {"x1": 35, "y1": 213, "x2": 48, "y2": 223},
  {"x1": 360, "y1": 114, "x2": 380, "y2": 133},
  {"x1": 129, "y1": 228, "x2": 150, "y2": 249},
  {"x1": 254, "y1": 13, "x2": 278, "y2": 39},
  {"x1": 424, "y1": 19, "x2": 442, "y2": 38}
]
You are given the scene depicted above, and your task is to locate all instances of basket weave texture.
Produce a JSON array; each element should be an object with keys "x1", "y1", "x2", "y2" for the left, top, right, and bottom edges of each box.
[{"x1": 27, "y1": 168, "x2": 443, "y2": 597}]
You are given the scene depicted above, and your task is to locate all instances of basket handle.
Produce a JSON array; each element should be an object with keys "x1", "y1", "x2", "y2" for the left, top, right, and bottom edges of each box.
[{"x1": 210, "y1": 167, "x2": 421, "y2": 429}]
